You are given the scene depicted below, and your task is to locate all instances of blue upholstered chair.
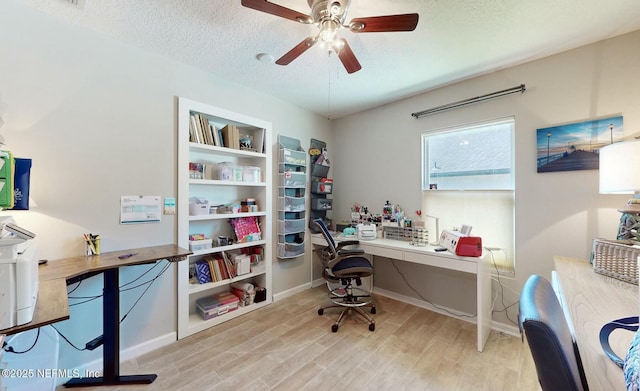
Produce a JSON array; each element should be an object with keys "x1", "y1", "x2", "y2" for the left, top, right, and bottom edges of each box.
[{"x1": 313, "y1": 218, "x2": 376, "y2": 332}]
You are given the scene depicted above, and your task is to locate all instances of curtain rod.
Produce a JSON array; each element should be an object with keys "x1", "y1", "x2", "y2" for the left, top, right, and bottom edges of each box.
[{"x1": 411, "y1": 84, "x2": 526, "y2": 119}]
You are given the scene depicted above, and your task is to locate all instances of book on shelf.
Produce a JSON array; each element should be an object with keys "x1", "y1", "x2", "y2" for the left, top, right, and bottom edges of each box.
[
  {"x1": 221, "y1": 124, "x2": 240, "y2": 150},
  {"x1": 205, "y1": 257, "x2": 223, "y2": 282},
  {"x1": 212, "y1": 257, "x2": 223, "y2": 281},
  {"x1": 222, "y1": 251, "x2": 237, "y2": 278},
  {"x1": 231, "y1": 216, "x2": 261, "y2": 243},
  {"x1": 189, "y1": 112, "x2": 225, "y2": 147},
  {"x1": 189, "y1": 114, "x2": 200, "y2": 143},
  {"x1": 200, "y1": 253, "x2": 235, "y2": 282},
  {"x1": 211, "y1": 123, "x2": 221, "y2": 147},
  {"x1": 195, "y1": 260, "x2": 212, "y2": 284}
]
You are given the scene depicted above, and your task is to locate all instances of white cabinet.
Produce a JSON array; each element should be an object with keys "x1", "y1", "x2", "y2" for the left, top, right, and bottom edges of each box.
[
  {"x1": 177, "y1": 97, "x2": 272, "y2": 339},
  {"x1": 277, "y1": 135, "x2": 306, "y2": 259}
]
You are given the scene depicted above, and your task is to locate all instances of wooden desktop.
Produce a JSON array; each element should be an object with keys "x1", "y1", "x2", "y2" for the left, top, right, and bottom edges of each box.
[
  {"x1": 553, "y1": 256, "x2": 639, "y2": 391},
  {"x1": 0, "y1": 244, "x2": 191, "y2": 387}
]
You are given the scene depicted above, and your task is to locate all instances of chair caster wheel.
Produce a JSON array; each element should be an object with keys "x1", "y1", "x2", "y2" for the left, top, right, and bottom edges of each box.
[
  {"x1": 369, "y1": 324, "x2": 375, "y2": 332},
  {"x1": 371, "y1": 307, "x2": 376, "y2": 314},
  {"x1": 318, "y1": 308, "x2": 324, "y2": 315},
  {"x1": 332, "y1": 324, "x2": 339, "y2": 332}
]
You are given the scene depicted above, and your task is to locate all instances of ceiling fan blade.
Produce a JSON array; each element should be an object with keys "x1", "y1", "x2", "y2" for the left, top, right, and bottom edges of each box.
[
  {"x1": 241, "y1": 0, "x2": 312, "y2": 23},
  {"x1": 336, "y1": 39, "x2": 361, "y2": 74},
  {"x1": 348, "y1": 13, "x2": 419, "y2": 33},
  {"x1": 276, "y1": 37, "x2": 318, "y2": 65}
]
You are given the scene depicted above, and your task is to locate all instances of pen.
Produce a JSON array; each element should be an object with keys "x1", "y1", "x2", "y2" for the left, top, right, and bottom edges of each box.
[{"x1": 118, "y1": 253, "x2": 138, "y2": 259}]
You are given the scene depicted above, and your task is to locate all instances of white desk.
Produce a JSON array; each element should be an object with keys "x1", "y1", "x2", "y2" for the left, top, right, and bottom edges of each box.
[{"x1": 311, "y1": 234, "x2": 492, "y2": 352}]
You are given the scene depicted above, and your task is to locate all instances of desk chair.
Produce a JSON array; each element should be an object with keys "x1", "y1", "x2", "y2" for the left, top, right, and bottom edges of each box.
[
  {"x1": 518, "y1": 275, "x2": 589, "y2": 391},
  {"x1": 313, "y1": 219, "x2": 376, "y2": 332}
]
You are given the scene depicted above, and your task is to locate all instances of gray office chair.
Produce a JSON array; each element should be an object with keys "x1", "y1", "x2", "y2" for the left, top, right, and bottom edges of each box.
[
  {"x1": 518, "y1": 274, "x2": 589, "y2": 391},
  {"x1": 313, "y1": 218, "x2": 376, "y2": 332}
]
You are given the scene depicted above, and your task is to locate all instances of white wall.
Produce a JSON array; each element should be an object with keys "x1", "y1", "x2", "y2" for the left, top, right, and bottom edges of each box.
[
  {"x1": 332, "y1": 30, "x2": 640, "y2": 328},
  {"x1": 3, "y1": 0, "x2": 639, "y2": 374},
  {"x1": 0, "y1": 0, "x2": 330, "y2": 373}
]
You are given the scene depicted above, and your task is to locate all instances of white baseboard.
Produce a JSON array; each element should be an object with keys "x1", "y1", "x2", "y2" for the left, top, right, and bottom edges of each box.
[
  {"x1": 373, "y1": 287, "x2": 520, "y2": 337},
  {"x1": 273, "y1": 282, "x2": 311, "y2": 302},
  {"x1": 373, "y1": 287, "x2": 477, "y2": 324},
  {"x1": 56, "y1": 332, "x2": 176, "y2": 385},
  {"x1": 490, "y1": 320, "x2": 520, "y2": 337}
]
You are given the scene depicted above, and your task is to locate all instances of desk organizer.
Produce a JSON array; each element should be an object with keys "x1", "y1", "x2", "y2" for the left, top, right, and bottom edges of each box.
[
  {"x1": 383, "y1": 226, "x2": 415, "y2": 240},
  {"x1": 591, "y1": 238, "x2": 639, "y2": 285}
]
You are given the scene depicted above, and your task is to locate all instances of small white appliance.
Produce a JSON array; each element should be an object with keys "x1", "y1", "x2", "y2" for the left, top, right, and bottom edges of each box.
[
  {"x1": 357, "y1": 223, "x2": 377, "y2": 241},
  {"x1": 0, "y1": 218, "x2": 38, "y2": 330}
]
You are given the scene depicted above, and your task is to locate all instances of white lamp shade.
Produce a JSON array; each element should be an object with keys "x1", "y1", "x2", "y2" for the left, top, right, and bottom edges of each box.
[{"x1": 599, "y1": 140, "x2": 640, "y2": 194}]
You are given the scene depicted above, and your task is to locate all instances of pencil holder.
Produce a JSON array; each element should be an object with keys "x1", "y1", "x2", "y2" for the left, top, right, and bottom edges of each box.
[{"x1": 85, "y1": 234, "x2": 100, "y2": 255}]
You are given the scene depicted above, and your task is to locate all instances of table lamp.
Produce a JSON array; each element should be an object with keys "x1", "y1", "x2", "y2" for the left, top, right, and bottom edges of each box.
[{"x1": 599, "y1": 139, "x2": 640, "y2": 240}]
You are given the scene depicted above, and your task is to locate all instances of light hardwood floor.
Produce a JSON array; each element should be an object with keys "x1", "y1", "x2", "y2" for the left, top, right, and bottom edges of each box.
[{"x1": 56, "y1": 286, "x2": 541, "y2": 391}]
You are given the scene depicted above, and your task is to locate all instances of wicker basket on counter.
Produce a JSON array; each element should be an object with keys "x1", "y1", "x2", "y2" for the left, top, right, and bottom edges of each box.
[{"x1": 591, "y1": 238, "x2": 639, "y2": 285}]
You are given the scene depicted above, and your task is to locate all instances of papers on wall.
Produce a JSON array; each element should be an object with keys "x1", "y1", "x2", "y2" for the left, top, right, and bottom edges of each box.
[{"x1": 120, "y1": 195, "x2": 162, "y2": 224}]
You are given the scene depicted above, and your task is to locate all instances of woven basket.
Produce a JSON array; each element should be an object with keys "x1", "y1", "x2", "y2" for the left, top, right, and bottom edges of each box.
[{"x1": 591, "y1": 238, "x2": 639, "y2": 285}]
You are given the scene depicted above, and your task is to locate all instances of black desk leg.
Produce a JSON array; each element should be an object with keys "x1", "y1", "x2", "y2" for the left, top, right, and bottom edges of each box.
[{"x1": 65, "y1": 268, "x2": 157, "y2": 387}]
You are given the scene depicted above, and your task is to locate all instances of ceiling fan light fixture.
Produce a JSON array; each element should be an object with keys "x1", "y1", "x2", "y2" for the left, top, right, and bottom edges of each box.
[
  {"x1": 319, "y1": 20, "x2": 339, "y2": 44},
  {"x1": 332, "y1": 39, "x2": 345, "y2": 51},
  {"x1": 241, "y1": 0, "x2": 417, "y2": 74}
]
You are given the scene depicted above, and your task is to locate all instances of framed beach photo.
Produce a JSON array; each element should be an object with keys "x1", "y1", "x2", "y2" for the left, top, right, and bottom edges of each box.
[{"x1": 536, "y1": 115, "x2": 623, "y2": 173}]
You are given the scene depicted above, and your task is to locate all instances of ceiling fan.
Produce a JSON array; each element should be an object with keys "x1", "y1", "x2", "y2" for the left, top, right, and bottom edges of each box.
[{"x1": 241, "y1": 0, "x2": 419, "y2": 74}]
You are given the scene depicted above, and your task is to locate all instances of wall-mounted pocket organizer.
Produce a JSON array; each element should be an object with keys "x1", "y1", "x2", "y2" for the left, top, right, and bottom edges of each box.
[
  {"x1": 309, "y1": 138, "x2": 332, "y2": 233},
  {"x1": 277, "y1": 135, "x2": 307, "y2": 259}
]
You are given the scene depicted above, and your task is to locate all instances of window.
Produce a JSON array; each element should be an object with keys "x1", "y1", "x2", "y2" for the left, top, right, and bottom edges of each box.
[
  {"x1": 422, "y1": 117, "x2": 515, "y2": 275},
  {"x1": 423, "y1": 118, "x2": 514, "y2": 191}
]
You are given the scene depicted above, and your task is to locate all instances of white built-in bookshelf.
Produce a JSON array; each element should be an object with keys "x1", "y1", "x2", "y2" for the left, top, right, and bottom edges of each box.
[{"x1": 177, "y1": 97, "x2": 272, "y2": 339}]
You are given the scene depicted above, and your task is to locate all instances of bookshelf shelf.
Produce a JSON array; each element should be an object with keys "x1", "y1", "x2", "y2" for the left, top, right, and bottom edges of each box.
[
  {"x1": 187, "y1": 268, "x2": 268, "y2": 294},
  {"x1": 188, "y1": 179, "x2": 267, "y2": 187},
  {"x1": 185, "y1": 301, "x2": 271, "y2": 336},
  {"x1": 189, "y1": 240, "x2": 268, "y2": 257},
  {"x1": 189, "y1": 211, "x2": 267, "y2": 222},
  {"x1": 177, "y1": 97, "x2": 272, "y2": 340}
]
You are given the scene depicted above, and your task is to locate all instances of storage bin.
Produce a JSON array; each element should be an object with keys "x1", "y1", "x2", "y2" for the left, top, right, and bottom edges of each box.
[
  {"x1": 277, "y1": 241, "x2": 305, "y2": 258},
  {"x1": 311, "y1": 198, "x2": 333, "y2": 211},
  {"x1": 243, "y1": 166, "x2": 261, "y2": 183},
  {"x1": 311, "y1": 178, "x2": 333, "y2": 194},
  {"x1": 278, "y1": 218, "x2": 306, "y2": 235},
  {"x1": 189, "y1": 239, "x2": 212, "y2": 251},
  {"x1": 279, "y1": 148, "x2": 306, "y2": 165},
  {"x1": 278, "y1": 196, "x2": 305, "y2": 212},
  {"x1": 196, "y1": 293, "x2": 240, "y2": 320},
  {"x1": 591, "y1": 238, "x2": 639, "y2": 284},
  {"x1": 189, "y1": 203, "x2": 209, "y2": 216},
  {"x1": 279, "y1": 172, "x2": 306, "y2": 187},
  {"x1": 214, "y1": 162, "x2": 243, "y2": 181},
  {"x1": 311, "y1": 164, "x2": 329, "y2": 178}
]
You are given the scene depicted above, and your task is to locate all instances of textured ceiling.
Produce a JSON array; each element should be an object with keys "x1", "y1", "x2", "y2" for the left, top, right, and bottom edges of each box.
[{"x1": 18, "y1": 0, "x2": 640, "y2": 118}]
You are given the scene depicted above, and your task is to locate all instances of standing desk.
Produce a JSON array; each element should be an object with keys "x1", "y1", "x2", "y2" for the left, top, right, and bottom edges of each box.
[
  {"x1": 553, "y1": 256, "x2": 639, "y2": 391},
  {"x1": 311, "y1": 234, "x2": 492, "y2": 352},
  {"x1": 0, "y1": 244, "x2": 191, "y2": 388}
]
